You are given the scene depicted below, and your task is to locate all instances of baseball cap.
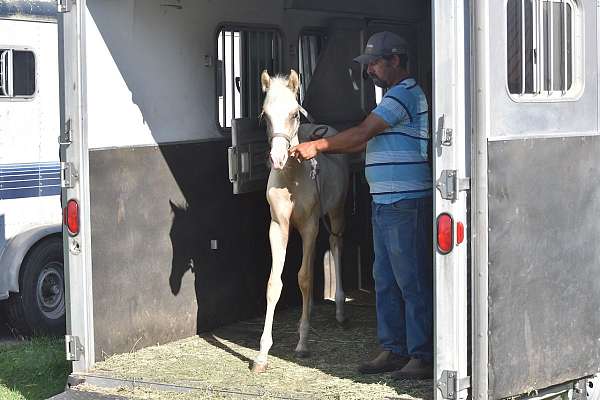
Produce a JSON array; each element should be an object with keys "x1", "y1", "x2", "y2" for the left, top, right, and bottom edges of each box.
[{"x1": 353, "y1": 31, "x2": 409, "y2": 64}]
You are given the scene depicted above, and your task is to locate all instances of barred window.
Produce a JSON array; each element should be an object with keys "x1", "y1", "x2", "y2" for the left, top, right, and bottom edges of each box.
[
  {"x1": 507, "y1": 0, "x2": 579, "y2": 99},
  {"x1": 0, "y1": 49, "x2": 36, "y2": 98},
  {"x1": 216, "y1": 26, "x2": 282, "y2": 130},
  {"x1": 298, "y1": 30, "x2": 327, "y2": 104}
]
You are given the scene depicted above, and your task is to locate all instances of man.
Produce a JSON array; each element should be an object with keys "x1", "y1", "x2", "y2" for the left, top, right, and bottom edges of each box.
[{"x1": 289, "y1": 31, "x2": 433, "y2": 379}]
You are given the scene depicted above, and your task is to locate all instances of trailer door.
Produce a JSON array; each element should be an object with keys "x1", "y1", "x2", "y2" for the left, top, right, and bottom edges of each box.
[
  {"x1": 58, "y1": 0, "x2": 95, "y2": 373},
  {"x1": 472, "y1": 0, "x2": 600, "y2": 398},
  {"x1": 432, "y1": 1, "x2": 470, "y2": 400}
]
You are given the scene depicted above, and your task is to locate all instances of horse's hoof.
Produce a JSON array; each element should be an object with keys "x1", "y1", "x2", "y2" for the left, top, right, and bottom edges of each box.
[
  {"x1": 295, "y1": 350, "x2": 311, "y2": 359},
  {"x1": 250, "y1": 361, "x2": 268, "y2": 373},
  {"x1": 337, "y1": 317, "x2": 351, "y2": 330}
]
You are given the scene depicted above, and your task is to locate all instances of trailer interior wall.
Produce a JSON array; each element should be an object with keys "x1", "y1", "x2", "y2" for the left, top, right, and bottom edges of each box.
[
  {"x1": 80, "y1": 0, "x2": 431, "y2": 359},
  {"x1": 479, "y1": 0, "x2": 600, "y2": 397}
]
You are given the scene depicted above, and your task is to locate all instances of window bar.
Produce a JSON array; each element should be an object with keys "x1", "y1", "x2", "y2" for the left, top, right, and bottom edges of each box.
[
  {"x1": 6, "y1": 50, "x2": 13, "y2": 97},
  {"x1": 308, "y1": 36, "x2": 314, "y2": 79},
  {"x1": 276, "y1": 34, "x2": 282, "y2": 72},
  {"x1": 230, "y1": 30, "x2": 236, "y2": 125},
  {"x1": 532, "y1": 0, "x2": 538, "y2": 94},
  {"x1": 549, "y1": 0, "x2": 554, "y2": 93},
  {"x1": 255, "y1": 31, "x2": 262, "y2": 118},
  {"x1": 221, "y1": 31, "x2": 226, "y2": 128},
  {"x1": 269, "y1": 32, "x2": 275, "y2": 73},
  {"x1": 537, "y1": 0, "x2": 543, "y2": 94},
  {"x1": 263, "y1": 32, "x2": 269, "y2": 75},
  {"x1": 0, "y1": 50, "x2": 6, "y2": 96},
  {"x1": 521, "y1": 0, "x2": 526, "y2": 95},
  {"x1": 562, "y1": 0, "x2": 567, "y2": 93}
]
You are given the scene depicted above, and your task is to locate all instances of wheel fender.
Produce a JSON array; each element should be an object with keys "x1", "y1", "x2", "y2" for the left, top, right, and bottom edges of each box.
[{"x1": 0, "y1": 225, "x2": 62, "y2": 300}]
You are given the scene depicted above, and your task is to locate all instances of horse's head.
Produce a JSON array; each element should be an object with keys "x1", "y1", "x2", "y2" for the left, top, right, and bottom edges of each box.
[{"x1": 261, "y1": 69, "x2": 301, "y2": 170}]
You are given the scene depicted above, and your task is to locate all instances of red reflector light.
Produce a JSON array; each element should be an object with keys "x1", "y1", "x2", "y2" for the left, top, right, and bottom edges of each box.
[
  {"x1": 457, "y1": 222, "x2": 465, "y2": 245},
  {"x1": 437, "y1": 213, "x2": 454, "y2": 254},
  {"x1": 64, "y1": 199, "x2": 79, "y2": 236}
]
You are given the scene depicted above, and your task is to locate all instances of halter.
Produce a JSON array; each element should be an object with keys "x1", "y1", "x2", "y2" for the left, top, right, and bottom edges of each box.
[{"x1": 268, "y1": 104, "x2": 315, "y2": 148}]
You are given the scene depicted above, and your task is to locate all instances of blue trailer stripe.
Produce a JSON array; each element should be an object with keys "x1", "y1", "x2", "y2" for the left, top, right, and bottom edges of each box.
[{"x1": 0, "y1": 162, "x2": 61, "y2": 200}]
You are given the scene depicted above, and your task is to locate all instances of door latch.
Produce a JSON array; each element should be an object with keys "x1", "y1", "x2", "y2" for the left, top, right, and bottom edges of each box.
[
  {"x1": 436, "y1": 170, "x2": 470, "y2": 201},
  {"x1": 61, "y1": 162, "x2": 79, "y2": 189},
  {"x1": 437, "y1": 370, "x2": 471, "y2": 400},
  {"x1": 65, "y1": 335, "x2": 84, "y2": 361}
]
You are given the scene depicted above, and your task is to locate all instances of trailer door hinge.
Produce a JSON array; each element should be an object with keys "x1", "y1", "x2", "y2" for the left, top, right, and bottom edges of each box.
[
  {"x1": 437, "y1": 370, "x2": 471, "y2": 400},
  {"x1": 61, "y1": 162, "x2": 79, "y2": 189},
  {"x1": 65, "y1": 335, "x2": 84, "y2": 361},
  {"x1": 59, "y1": 119, "x2": 72, "y2": 146},
  {"x1": 57, "y1": 0, "x2": 74, "y2": 13},
  {"x1": 436, "y1": 170, "x2": 470, "y2": 201}
]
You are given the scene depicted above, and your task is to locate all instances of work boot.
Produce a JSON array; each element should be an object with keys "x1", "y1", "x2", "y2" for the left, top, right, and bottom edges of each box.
[
  {"x1": 391, "y1": 358, "x2": 433, "y2": 380},
  {"x1": 358, "y1": 350, "x2": 410, "y2": 374}
]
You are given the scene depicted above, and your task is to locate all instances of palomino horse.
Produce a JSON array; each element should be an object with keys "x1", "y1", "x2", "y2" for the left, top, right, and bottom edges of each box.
[{"x1": 251, "y1": 70, "x2": 349, "y2": 372}]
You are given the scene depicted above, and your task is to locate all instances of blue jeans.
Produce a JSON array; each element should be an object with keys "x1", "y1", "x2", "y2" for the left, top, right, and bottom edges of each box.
[{"x1": 371, "y1": 197, "x2": 433, "y2": 362}]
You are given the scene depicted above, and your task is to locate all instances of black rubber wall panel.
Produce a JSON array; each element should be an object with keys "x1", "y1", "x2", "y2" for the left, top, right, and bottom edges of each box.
[
  {"x1": 88, "y1": 140, "x2": 368, "y2": 359},
  {"x1": 488, "y1": 136, "x2": 600, "y2": 398}
]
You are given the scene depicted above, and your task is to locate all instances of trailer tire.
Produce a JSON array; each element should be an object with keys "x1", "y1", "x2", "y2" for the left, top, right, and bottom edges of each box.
[{"x1": 4, "y1": 236, "x2": 65, "y2": 336}]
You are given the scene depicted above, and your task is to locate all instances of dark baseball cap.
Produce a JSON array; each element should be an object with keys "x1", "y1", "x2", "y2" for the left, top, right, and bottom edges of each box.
[{"x1": 353, "y1": 31, "x2": 409, "y2": 64}]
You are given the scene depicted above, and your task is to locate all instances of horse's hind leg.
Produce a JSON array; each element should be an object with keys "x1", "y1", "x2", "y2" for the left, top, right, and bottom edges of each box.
[
  {"x1": 328, "y1": 203, "x2": 347, "y2": 325},
  {"x1": 295, "y1": 214, "x2": 319, "y2": 358},
  {"x1": 253, "y1": 217, "x2": 289, "y2": 372}
]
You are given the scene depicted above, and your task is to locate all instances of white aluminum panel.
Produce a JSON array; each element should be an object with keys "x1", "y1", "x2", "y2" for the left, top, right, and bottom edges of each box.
[
  {"x1": 432, "y1": 1, "x2": 469, "y2": 399},
  {"x1": 59, "y1": 0, "x2": 96, "y2": 373}
]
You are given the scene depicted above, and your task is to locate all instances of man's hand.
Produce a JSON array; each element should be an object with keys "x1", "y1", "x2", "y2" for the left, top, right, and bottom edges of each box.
[{"x1": 290, "y1": 141, "x2": 320, "y2": 161}]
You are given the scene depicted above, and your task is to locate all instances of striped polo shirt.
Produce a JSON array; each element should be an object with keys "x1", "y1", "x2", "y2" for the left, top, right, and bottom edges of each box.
[{"x1": 366, "y1": 77, "x2": 432, "y2": 204}]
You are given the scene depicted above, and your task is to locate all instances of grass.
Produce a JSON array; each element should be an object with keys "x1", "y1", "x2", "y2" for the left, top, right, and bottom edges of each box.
[{"x1": 0, "y1": 336, "x2": 71, "y2": 400}]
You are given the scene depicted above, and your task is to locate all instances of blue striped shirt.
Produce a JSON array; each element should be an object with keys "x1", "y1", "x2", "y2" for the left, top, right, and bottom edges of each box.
[{"x1": 366, "y1": 78, "x2": 432, "y2": 204}]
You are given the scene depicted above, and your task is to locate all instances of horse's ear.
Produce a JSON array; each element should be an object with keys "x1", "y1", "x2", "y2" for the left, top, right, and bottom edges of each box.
[
  {"x1": 261, "y1": 70, "x2": 271, "y2": 92},
  {"x1": 287, "y1": 69, "x2": 300, "y2": 94}
]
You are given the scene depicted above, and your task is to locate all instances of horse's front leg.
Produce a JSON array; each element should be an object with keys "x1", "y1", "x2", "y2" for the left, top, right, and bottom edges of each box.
[
  {"x1": 252, "y1": 217, "x2": 289, "y2": 373},
  {"x1": 295, "y1": 214, "x2": 319, "y2": 358}
]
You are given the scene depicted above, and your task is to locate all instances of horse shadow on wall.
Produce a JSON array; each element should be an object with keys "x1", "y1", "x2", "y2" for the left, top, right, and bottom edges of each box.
[{"x1": 167, "y1": 198, "x2": 288, "y2": 334}]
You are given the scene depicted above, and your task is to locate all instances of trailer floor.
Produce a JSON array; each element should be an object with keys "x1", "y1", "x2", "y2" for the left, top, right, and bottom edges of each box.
[{"x1": 71, "y1": 292, "x2": 432, "y2": 400}]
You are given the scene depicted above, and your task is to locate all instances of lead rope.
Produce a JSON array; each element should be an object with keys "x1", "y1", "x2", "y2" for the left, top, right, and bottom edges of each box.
[{"x1": 305, "y1": 124, "x2": 343, "y2": 239}]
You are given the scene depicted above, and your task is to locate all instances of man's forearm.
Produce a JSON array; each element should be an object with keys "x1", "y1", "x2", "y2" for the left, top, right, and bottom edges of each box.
[{"x1": 315, "y1": 126, "x2": 370, "y2": 154}]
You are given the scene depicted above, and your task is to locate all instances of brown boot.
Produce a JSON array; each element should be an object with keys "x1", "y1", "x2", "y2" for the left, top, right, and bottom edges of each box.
[
  {"x1": 391, "y1": 358, "x2": 433, "y2": 380},
  {"x1": 358, "y1": 350, "x2": 410, "y2": 374}
]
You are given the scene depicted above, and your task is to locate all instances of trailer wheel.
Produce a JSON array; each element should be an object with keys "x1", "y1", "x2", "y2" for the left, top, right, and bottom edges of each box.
[{"x1": 4, "y1": 236, "x2": 65, "y2": 336}]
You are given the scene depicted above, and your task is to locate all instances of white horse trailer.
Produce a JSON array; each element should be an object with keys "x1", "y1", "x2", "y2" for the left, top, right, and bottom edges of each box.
[
  {"x1": 0, "y1": 0, "x2": 64, "y2": 336},
  {"x1": 58, "y1": 0, "x2": 600, "y2": 399}
]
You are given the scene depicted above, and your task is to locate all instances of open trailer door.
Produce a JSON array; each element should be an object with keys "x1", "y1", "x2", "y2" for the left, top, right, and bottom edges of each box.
[
  {"x1": 58, "y1": 0, "x2": 95, "y2": 373},
  {"x1": 432, "y1": 1, "x2": 470, "y2": 400},
  {"x1": 472, "y1": 0, "x2": 600, "y2": 398}
]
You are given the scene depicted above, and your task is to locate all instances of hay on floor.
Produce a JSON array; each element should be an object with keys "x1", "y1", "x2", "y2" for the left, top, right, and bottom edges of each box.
[{"x1": 81, "y1": 295, "x2": 432, "y2": 400}]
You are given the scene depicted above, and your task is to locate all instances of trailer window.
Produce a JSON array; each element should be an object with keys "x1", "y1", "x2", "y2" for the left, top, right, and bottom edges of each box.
[
  {"x1": 216, "y1": 26, "x2": 282, "y2": 130},
  {"x1": 0, "y1": 49, "x2": 36, "y2": 98},
  {"x1": 298, "y1": 30, "x2": 327, "y2": 105},
  {"x1": 506, "y1": 0, "x2": 581, "y2": 100}
]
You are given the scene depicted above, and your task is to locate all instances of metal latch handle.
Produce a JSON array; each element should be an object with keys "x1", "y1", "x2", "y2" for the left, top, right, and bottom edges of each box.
[{"x1": 436, "y1": 170, "x2": 470, "y2": 201}]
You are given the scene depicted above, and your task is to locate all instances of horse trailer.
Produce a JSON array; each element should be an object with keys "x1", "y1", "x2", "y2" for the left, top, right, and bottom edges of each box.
[
  {"x1": 0, "y1": 0, "x2": 65, "y2": 336},
  {"x1": 57, "y1": 0, "x2": 600, "y2": 399}
]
